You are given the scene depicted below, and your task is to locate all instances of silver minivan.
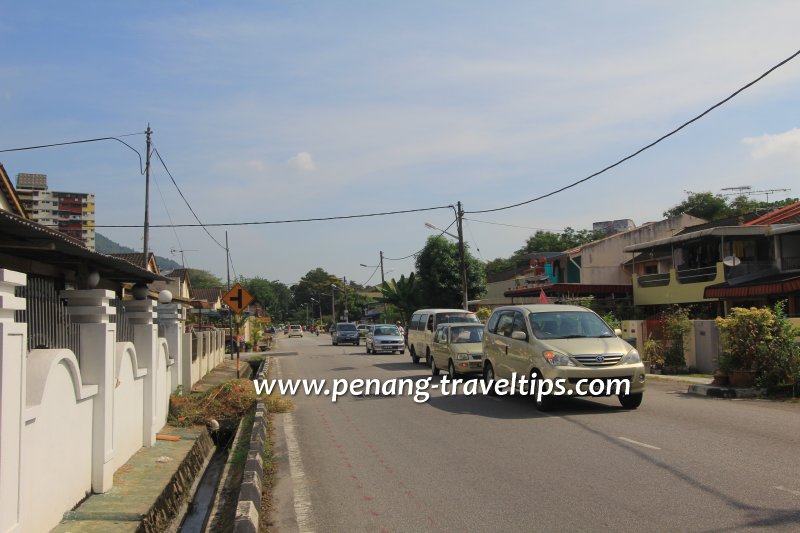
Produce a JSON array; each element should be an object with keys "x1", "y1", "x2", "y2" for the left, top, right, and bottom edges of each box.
[
  {"x1": 407, "y1": 308, "x2": 480, "y2": 365},
  {"x1": 483, "y1": 304, "x2": 646, "y2": 411}
]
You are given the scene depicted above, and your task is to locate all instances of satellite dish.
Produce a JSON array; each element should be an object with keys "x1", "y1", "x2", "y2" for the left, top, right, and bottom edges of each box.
[{"x1": 722, "y1": 256, "x2": 741, "y2": 267}]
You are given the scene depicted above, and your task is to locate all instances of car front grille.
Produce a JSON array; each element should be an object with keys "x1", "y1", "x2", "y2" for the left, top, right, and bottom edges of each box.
[
  {"x1": 470, "y1": 353, "x2": 482, "y2": 360},
  {"x1": 573, "y1": 354, "x2": 623, "y2": 367}
]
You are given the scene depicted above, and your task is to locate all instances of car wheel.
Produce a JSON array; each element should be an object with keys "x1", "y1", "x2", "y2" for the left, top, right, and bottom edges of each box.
[
  {"x1": 449, "y1": 360, "x2": 459, "y2": 380},
  {"x1": 356, "y1": 340, "x2": 360, "y2": 346},
  {"x1": 431, "y1": 357, "x2": 440, "y2": 376},
  {"x1": 366, "y1": 344, "x2": 371, "y2": 354},
  {"x1": 425, "y1": 349, "x2": 431, "y2": 367},
  {"x1": 410, "y1": 346, "x2": 419, "y2": 364},
  {"x1": 400, "y1": 350, "x2": 405, "y2": 355},
  {"x1": 333, "y1": 339, "x2": 338, "y2": 346},
  {"x1": 532, "y1": 371, "x2": 556, "y2": 412},
  {"x1": 618, "y1": 392, "x2": 643, "y2": 409},
  {"x1": 483, "y1": 363, "x2": 498, "y2": 396}
]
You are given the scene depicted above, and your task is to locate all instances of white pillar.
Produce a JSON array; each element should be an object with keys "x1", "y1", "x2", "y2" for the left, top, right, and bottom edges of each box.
[
  {"x1": 61, "y1": 288, "x2": 117, "y2": 493},
  {"x1": 157, "y1": 303, "x2": 184, "y2": 393},
  {"x1": 124, "y1": 299, "x2": 159, "y2": 447},
  {"x1": 0, "y1": 270, "x2": 26, "y2": 533}
]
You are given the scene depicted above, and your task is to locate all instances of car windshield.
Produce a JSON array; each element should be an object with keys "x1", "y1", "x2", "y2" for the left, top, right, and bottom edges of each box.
[
  {"x1": 436, "y1": 312, "x2": 479, "y2": 324},
  {"x1": 338, "y1": 324, "x2": 357, "y2": 331},
  {"x1": 450, "y1": 326, "x2": 484, "y2": 343},
  {"x1": 373, "y1": 326, "x2": 399, "y2": 336},
  {"x1": 528, "y1": 311, "x2": 614, "y2": 339}
]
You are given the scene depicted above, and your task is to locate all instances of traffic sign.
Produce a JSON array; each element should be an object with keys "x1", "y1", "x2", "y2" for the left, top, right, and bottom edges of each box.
[{"x1": 222, "y1": 283, "x2": 254, "y2": 314}]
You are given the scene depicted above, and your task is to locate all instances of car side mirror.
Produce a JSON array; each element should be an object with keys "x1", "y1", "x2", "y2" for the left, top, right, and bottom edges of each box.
[
  {"x1": 511, "y1": 330, "x2": 527, "y2": 341},
  {"x1": 614, "y1": 328, "x2": 622, "y2": 337}
]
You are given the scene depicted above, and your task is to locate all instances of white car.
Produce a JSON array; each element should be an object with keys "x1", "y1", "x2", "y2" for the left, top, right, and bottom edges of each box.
[
  {"x1": 288, "y1": 324, "x2": 304, "y2": 338},
  {"x1": 366, "y1": 324, "x2": 405, "y2": 354}
]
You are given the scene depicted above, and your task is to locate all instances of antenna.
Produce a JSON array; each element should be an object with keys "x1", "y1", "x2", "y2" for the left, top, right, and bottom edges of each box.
[
  {"x1": 170, "y1": 248, "x2": 197, "y2": 268},
  {"x1": 719, "y1": 186, "x2": 791, "y2": 203}
]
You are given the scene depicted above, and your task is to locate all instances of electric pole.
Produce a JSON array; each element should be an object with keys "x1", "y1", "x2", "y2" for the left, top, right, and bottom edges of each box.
[
  {"x1": 380, "y1": 251, "x2": 388, "y2": 319},
  {"x1": 343, "y1": 276, "x2": 349, "y2": 322},
  {"x1": 143, "y1": 125, "x2": 152, "y2": 257},
  {"x1": 456, "y1": 201, "x2": 468, "y2": 310}
]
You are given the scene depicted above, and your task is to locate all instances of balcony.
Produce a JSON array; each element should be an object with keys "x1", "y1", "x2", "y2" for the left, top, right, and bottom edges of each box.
[{"x1": 634, "y1": 263, "x2": 725, "y2": 306}]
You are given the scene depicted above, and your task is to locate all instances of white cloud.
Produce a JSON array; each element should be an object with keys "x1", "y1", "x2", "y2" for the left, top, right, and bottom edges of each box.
[
  {"x1": 287, "y1": 152, "x2": 317, "y2": 172},
  {"x1": 742, "y1": 128, "x2": 800, "y2": 159}
]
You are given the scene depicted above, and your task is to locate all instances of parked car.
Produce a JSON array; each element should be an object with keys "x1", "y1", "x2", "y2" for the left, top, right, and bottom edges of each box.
[
  {"x1": 365, "y1": 324, "x2": 405, "y2": 354},
  {"x1": 407, "y1": 308, "x2": 480, "y2": 365},
  {"x1": 430, "y1": 322, "x2": 485, "y2": 378},
  {"x1": 288, "y1": 324, "x2": 304, "y2": 338},
  {"x1": 331, "y1": 322, "x2": 360, "y2": 345},
  {"x1": 482, "y1": 304, "x2": 646, "y2": 411}
]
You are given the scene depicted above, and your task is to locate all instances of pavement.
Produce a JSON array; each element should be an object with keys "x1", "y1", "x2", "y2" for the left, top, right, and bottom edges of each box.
[{"x1": 648, "y1": 373, "x2": 766, "y2": 398}]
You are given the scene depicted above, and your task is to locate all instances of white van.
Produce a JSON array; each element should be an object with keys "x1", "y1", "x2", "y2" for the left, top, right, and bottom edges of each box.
[{"x1": 407, "y1": 308, "x2": 480, "y2": 365}]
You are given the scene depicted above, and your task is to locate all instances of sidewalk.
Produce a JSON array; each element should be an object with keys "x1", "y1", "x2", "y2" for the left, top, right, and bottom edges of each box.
[
  {"x1": 647, "y1": 373, "x2": 766, "y2": 399},
  {"x1": 52, "y1": 354, "x2": 259, "y2": 532}
]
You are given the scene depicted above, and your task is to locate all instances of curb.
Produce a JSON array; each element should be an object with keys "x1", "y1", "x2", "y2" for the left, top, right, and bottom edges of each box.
[
  {"x1": 234, "y1": 357, "x2": 269, "y2": 533},
  {"x1": 687, "y1": 383, "x2": 764, "y2": 399}
]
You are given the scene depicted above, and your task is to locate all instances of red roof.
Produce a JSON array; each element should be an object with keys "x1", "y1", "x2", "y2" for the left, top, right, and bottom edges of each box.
[
  {"x1": 744, "y1": 201, "x2": 800, "y2": 226},
  {"x1": 704, "y1": 273, "x2": 800, "y2": 299}
]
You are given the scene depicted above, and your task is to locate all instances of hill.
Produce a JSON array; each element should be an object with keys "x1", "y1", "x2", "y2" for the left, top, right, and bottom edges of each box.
[{"x1": 95, "y1": 233, "x2": 183, "y2": 271}]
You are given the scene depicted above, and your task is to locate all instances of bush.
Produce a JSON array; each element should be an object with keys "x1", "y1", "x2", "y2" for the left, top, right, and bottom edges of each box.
[
  {"x1": 716, "y1": 302, "x2": 800, "y2": 392},
  {"x1": 662, "y1": 306, "x2": 691, "y2": 369},
  {"x1": 643, "y1": 334, "x2": 664, "y2": 368},
  {"x1": 601, "y1": 311, "x2": 621, "y2": 331}
]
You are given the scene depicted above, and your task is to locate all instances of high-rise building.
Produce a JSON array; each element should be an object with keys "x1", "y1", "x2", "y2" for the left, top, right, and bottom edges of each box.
[{"x1": 15, "y1": 173, "x2": 96, "y2": 250}]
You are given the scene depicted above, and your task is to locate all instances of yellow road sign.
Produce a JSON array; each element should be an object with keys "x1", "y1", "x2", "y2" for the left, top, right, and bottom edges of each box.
[{"x1": 222, "y1": 283, "x2": 254, "y2": 314}]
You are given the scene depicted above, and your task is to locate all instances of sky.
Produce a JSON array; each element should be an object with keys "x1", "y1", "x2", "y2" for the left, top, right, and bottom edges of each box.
[{"x1": 2, "y1": 1, "x2": 800, "y2": 287}]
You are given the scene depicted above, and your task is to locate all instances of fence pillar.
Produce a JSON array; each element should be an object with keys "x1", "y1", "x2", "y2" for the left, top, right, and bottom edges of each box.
[
  {"x1": 124, "y1": 299, "x2": 159, "y2": 447},
  {"x1": 183, "y1": 331, "x2": 194, "y2": 391},
  {"x1": 157, "y1": 303, "x2": 185, "y2": 393},
  {"x1": 61, "y1": 288, "x2": 116, "y2": 493},
  {"x1": 0, "y1": 270, "x2": 26, "y2": 533}
]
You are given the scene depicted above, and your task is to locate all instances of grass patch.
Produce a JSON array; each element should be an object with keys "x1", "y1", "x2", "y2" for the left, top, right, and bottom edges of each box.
[{"x1": 228, "y1": 411, "x2": 255, "y2": 466}]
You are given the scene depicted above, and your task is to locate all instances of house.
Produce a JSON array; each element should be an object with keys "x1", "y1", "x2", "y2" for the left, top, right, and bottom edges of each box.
[
  {"x1": 624, "y1": 204, "x2": 800, "y2": 316},
  {"x1": 478, "y1": 214, "x2": 705, "y2": 309},
  {"x1": 109, "y1": 252, "x2": 161, "y2": 274}
]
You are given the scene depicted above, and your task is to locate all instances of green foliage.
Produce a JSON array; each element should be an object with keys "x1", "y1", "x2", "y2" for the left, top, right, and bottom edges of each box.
[
  {"x1": 642, "y1": 334, "x2": 664, "y2": 368},
  {"x1": 515, "y1": 227, "x2": 605, "y2": 255},
  {"x1": 601, "y1": 311, "x2": 621, "y2": 331},
  {"x1": 662, "y1": 306, "x2": 691, "y2": 368},
  {"x1": 379, "y1": 273, "x2": 423, "y2": 325},
  {"x1": 188, "y1": 268, "x2": 224, "y2": 288},
  {"x1": 663, "y1": 191, "x2": 799, "y2": 221},
  {"x1": 415, "y1": 235, "x2": 486, "y2": 309},
  {"x1": 716, "y1": 302, "x2": 800, "y2": 392},
  {"x1": 475, "y1": 307, "x2": 492, "y2": 323},
  {"x1": 485, "y1": 257, "x2": 517, "y2": 277}
]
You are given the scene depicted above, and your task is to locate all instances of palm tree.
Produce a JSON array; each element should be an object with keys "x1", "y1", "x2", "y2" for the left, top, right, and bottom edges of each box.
[{"x1": 379, "y1": 273, "x2": 422, "y2": 325}]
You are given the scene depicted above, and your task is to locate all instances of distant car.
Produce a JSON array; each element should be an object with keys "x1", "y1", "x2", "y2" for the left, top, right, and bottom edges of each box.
[
  {"x1": 331, "y1": 322, "x2": 360, "y2": 345},
  {"x1": 366, "y1": 324, "x2": 405, "y2": 354},
  {"x1": 357, "y1": 324, "x2": 371, "y2": 338},
  {"x1": 288, "y1": 325, "x2": 303, "y2": 338},
  {"x1": 283, "y1": 325, "x2": 289, "y2": 334},
  {"x1": 430, "y1": 323, "x2": 485, "y2": 378}
]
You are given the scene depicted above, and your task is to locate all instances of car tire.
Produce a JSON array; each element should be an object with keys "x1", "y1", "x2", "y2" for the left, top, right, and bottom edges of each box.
[
  {"x1": 333, "y1": 339, "x2": 338, "y2": 346},
  {"x1": 366, "y1": 344, "x2": 371, "y2": 354},
  {"x1": 448, "y1": 360, "x2": 457, "y2": 380},
  {"x1": 400, "y1": 350, "x2": 405, "y2": 355},
  {"x1": 431, "y1": 357, "x2": 440, "y2": 376},
  {"x1": 410, "y1": 346, "x2": 419, "y2": 364},
  {"x1": 483, "y1": 363, "x2": 498, "y2": 396},
  {"x1": 532, "y1": 371, "x2": 556, "y2": 412},
  {"x1": 618, "y1": 392, "x2": 643, "y2": 409},
  {"x1": 425, "y1": 349, "x2": 431, "y2": 368}
]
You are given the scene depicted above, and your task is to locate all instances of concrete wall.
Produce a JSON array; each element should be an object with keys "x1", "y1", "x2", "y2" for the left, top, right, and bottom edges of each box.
[{"x1": 0, "y1": 268, "x2": 229, "y2": 532}]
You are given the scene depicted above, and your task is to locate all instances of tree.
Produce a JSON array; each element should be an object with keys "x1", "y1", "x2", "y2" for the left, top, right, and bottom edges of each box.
[
  {"x1": 187, "y1": 268, "x2": 223, "y2": 288},
  {"x1": 515, "y1": 227, "x2": 604, "y2": 255},
  {"x1": 415, "y1": 235, "x2": 486, "y2": 309},
  {"x1": 485, "y1": 257, "x2": 517, "y2": 277},
  {"x1": 379, "y1": 273, "x2": 423, "y2": 325},
  {"x1": 662, "y1": 191, "x2": 731, "y2": 221}
]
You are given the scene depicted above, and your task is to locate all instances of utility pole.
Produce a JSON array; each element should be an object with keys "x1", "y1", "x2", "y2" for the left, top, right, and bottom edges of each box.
[
  {"x1": 331, "y1": 286, "x2": 336, "y2": 324},
  {"x1": 380, "y1": 251, "x2": 388, "y2": 320},
  {"x1": 226, "y1": 232, "x2": 235, "y2": 361},
  {"x1": 456, "y1": 201, "x2": 468, "y2": 310},
  {"x1": 143, "y1": 124, "x2": 152, "y2": 257},
  {"x1": 343, "y1": 276, "x2": 349, "y2": 322}
]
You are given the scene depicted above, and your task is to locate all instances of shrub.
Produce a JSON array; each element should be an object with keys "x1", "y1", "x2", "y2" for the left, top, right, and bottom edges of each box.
[
  {"x1": 662, "y1": 306, "x2": 691, "y2": 369},
  {"x1": 642, "y1": 334, "x2": 664, "y2": 368},
  {"x1": 601, "y1": 311, "x2": 621, "y2": 331},
  {"x1": 716, "y1": 302, "x2": 800, "y2": 393}
]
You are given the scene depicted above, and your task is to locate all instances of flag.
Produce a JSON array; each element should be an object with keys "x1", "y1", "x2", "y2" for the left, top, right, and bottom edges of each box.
[{"x1": 539, "y1": 288, "x2": 549, "y2": 304}]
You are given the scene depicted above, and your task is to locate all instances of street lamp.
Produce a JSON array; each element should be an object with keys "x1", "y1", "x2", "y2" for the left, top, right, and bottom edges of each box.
[
  {"x1": 425, "y1": 210, "x2": 468, "y2": 311},
  {"x1": 331, "y1": 284, "x2": 338, "y2": 323},
  {"x1": 310, "y1": 297, "x2": 322, "y2": 324},
  {"x1": 301, "y1": 303, "x2": 308, "y2": 326}
]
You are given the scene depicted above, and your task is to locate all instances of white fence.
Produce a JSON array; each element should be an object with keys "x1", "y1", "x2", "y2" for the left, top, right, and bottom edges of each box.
[{"x1": 0, "y1": 269, "x2": 225, "y2": 533}]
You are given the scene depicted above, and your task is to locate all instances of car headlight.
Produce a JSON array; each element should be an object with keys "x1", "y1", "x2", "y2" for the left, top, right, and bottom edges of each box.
[
  {"x1": 456, "y1": 353, "x2": 469, "y2": 361},
  {"x1": 620, "y1": 348, "x2": 641, "y2": 364},
  {"x1": 543, "y1": 350, "x2": 576, "y2": 367}
]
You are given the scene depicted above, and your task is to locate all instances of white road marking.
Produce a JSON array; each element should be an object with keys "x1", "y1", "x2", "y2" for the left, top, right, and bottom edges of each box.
[
  {"x1": 618, "y1": 437, "x2": 661, "y2": 450},
  {"x1": 774, "y1": 486, "x2": 800, "y2": 497},
  {"x1": 276, "y1": 362, "x2": 316, "y2": 532}
]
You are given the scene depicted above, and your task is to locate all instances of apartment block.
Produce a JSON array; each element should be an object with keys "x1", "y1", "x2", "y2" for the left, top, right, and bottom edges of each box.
[{"x1": 15, "y1": 173, "x2": 96, "y2": 250}]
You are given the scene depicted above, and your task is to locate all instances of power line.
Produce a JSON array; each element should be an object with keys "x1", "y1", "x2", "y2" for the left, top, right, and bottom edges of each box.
[
  {"x1": 384, "y1": 218, "x2": 457, "y2": 261},
  {"x1": 464, "y1": 217, "x2": 562, "y2": 231},
  {"x1": 94, "y1": 204, "x2": 454, "y2": 228},
  {"x1": 467, "y1": 47, "x2": 800, "y2": 215},
  {"x1": 151, "y1": 166, "x2": 186, "y2": 265},
  {"x1": 151, "y1": 146, "x2": 226, "y2": 250},
  {"x1": 0, "y1": 133, "x2": 146, "y2": 174},
  {"x1": 464, "y1": 218, "x2": 484, "y2": 261},
  {"x1": 360, "y1": 264, "x2": 381, "y2": 287}
]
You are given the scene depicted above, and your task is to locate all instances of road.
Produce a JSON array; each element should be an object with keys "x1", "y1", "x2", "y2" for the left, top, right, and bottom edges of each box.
[{"x1": 266, "y1": 333, "x2": 800, "y2": 532}]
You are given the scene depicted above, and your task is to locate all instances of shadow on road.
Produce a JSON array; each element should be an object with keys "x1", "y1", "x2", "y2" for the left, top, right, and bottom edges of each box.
[{"x1": 374, "y1": 362, "x2": 428, "y2": 372}]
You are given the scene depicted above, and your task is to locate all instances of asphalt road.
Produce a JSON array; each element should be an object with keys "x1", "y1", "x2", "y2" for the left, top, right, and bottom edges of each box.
[{"x1": 267, "y1": 333, "x2": 800, "y2": 533}]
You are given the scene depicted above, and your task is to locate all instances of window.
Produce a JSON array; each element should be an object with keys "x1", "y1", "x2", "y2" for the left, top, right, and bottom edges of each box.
[
  {"x1": 426, "y1": 315, "x2": 434, "y2": 332},
  {"x1": 496, "y1": 312, "x2": 515, "y2": 337},
  {"x1": 487, "y1": 311, "x2": 501, "y2": 333},
  {"x1": 511, "y1": 312, "x2": 527, "y2": 338}
]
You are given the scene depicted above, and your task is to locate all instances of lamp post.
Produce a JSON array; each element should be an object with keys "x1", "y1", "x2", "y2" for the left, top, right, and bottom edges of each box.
[
  {"x1": 343, "y1": 276, "x2": 349, "y2": 323},
  {"x1": 302, "y1": 303, "x2": 308, "y2": 326},
  {"x1": 425, "y1": 203, "x2": 468, "y2": 310},
  {"x1": 310, "y1": 297, "x2": 322, "y2": 325},
  {"x1": 331, "y1": 284, "x2": 337, "y2": 323}
]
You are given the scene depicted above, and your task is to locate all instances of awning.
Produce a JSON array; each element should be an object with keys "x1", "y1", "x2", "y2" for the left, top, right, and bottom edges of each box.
[
  {"x1": 704, "y1": 272, "x2": 800, "y2": 299},
  {"x1": 504, "y1": 283, "x2": 632, "y2": 298},
  {"x1": 623, "y1": 226, "x2": 770, "y2": 253}
]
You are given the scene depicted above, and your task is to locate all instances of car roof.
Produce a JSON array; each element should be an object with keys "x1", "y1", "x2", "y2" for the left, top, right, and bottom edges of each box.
[
  {"x1": 437, "y1": 322, "x2": 484, "y2": 328},
  {"x1": 493, "y1": 304, "x2": 590, "y2": 313}
]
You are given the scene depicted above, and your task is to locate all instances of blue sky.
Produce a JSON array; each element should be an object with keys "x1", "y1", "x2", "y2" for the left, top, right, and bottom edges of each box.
[{"x1": 2, "y1": 1, "x2": 800, "y2": 286}]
